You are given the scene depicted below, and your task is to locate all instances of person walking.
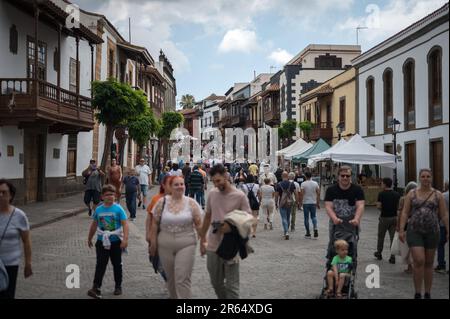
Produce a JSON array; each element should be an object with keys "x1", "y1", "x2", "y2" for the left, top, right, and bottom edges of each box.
[
  {"x1": 300, "y1": 171, "x2": 321, "y2": 239},
  {"x1": 149, "y1": 176, "x2": 203, "y2": 299},
  {"x1": 399, "y1": 169, "x2": 449, "y2": 299},
  {"x1": 168, "y1": 163, "x2": 183, "y2": 177},
  {"x1": 135, "y1": 158, "x2": 152, "y2": 210},
  {"x1": 324, "y1": 166, "x2": 365, "y2": 247},
  {"x1": 258, "y1": 178, "x2": 276, "y2": 230},
  {"x1": 87, "y1": 184, "x2": 129, "y2": 299},
  {"x1": 241, "y1": 175, "x2": 260, "y2": 238},
  {"x1": 82, "y1": 159, "x2": 105, "y2": 216},
  {"x1": 182, "y1": 163, "x2": 192, "y2": 196},
  {"x1": 106, "y1": 158, "x2": 123, "y2": 203},
  {"x1": 374, "y1": 177, "x2": 401, "y2": 264},
  {"x1": 0, "y1": 179, "x2": 32, "y2": 299},
  {"x1": 259, "y1": 164, "x2": 277, "y2": 186},
  {"x1": 199, "y1": 164, "x2": 252, "y2": 299},
  {"x1": 122, "y1": 169, "x2": 141, "y2": 222},
  {"x1": 396, "y1": 181, "x2": 418, "y2": 274},
  {"x1": 198, "y1": 165, "x2": 208, "y2": 209},
  {"x1": 275, "y1": 172, "x2": 297, "y2": 240},
  {"x1": 288, "y1": 172, "x2": 300, "y2": 232},
  {"x1": 188, "y1": 166, "x2": 205, "y2": 208},
  {"x1": 435, "y1": 180, "x2": 448, "y2": 273}
]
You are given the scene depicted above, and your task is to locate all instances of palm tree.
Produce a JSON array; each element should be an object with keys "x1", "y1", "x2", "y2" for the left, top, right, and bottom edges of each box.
[{"x1": 180, "y1": 94, "x2": 196, "y2": 109}]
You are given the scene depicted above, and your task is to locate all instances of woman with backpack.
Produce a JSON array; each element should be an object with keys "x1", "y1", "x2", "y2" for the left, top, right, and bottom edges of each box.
[
  {"x1": 275, "y1": 172, "x2": 298, "y2": 240},
  {"x1": 241, "y1": 175, "x2": 260, "y2": 238},
  {"x1": 399, "y1": 169, "x2": 449, "y2": 299}
]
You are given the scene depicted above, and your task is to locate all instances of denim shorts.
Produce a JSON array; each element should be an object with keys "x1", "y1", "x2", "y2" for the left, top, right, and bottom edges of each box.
[
  {"x1": 140, "y1": 185, "x2": 148, "y2": 196},
  {"x1": 406, "y1": 230, "x2": 440, "y2": 249}
]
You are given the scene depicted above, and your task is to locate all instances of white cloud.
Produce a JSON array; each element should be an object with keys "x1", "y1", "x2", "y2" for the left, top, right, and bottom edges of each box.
[
  {"x1": 337, "y1": 0, "x2": 448, "y2": 47},
  {"x1": 268, "y1": 49, "x2": 294, "y2": 65},
  {"x1": 218, "y1": 29, "x2": 259, "y2": 53}
]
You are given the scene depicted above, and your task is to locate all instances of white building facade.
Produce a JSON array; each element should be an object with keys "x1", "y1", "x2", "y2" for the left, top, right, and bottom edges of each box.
[
  {"x1": 353, "y1": 4, "x2": 449, "y2": 190},
  {"x1": 0, "y1": 0, "x2": 102, "y2": 203}
]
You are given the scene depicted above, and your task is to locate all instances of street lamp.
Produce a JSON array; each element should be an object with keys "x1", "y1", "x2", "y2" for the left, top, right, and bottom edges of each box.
[
  {"x1": 390, "y1": 118, "x2": 401, "y2": 191},
  {"x1": 336, "y1": 122, "x2": 345, "y2": 141}
]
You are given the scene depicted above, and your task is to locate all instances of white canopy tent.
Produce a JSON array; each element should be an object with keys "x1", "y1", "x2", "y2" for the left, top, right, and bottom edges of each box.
[
  {"x1": 283, "y1": 142, "x2": 313, "y2": 160},
  {"x1": 307, "y1": 138, "x2": 348, "y2": 167},
  {"x1": 275, "y1": 137, "x2": 310, "y2": 156},
  {"x1": 309, "y1": 134, "x2": 396, "y2": 168}
]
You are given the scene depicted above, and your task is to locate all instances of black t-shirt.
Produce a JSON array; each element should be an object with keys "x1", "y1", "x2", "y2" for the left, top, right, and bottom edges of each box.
[
  {"x1": 377, "y1": 190, "x2": 401, "y2": 217},
  {"x1": 295, "y1": 174, "x2": 306, "y2": 186},
  {"x1": 275, "y1": 181, "x2": 296, "y2": 197},
  {"x1": 325, "y1": 184, "x2": 365, "y2": 219}
]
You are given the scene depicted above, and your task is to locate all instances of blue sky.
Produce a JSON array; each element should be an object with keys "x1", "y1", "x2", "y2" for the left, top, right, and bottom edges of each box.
[{"x1": 73, "y1": 0, "x2": 448, "y2": 106}]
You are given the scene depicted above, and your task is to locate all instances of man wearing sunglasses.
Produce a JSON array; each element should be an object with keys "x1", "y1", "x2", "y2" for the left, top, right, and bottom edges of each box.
[{"x1": 324, "y1": 166, "x2": 365, "y2": 238}]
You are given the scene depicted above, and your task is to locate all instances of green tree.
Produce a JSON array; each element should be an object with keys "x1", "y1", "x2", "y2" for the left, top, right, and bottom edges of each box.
[
  {"x1": 299, "y1": 121, "x2": 313, "y2": 142},
  {"x1": 180, "y1": 94, "x2": 196, "y2": 109},
  {"x1": 279, "y1": 119, "x2": 297, "y2": 147},
  {"x1": 92, "y1": 78, "x2": 147, "y2": 170},
  {"x1": 128, "y1": 108, "x2": 158, "y2": 159},
  {"x1": 155, "y1": 111, "x2": 184, "y2": 170}
]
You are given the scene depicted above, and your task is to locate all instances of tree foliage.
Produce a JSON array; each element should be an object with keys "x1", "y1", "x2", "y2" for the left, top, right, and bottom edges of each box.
[
  {"x1": 128, "y1": 108, "x2": 158, "y2": 147},
  {"x1": 157, "y1": 111, "x2": 184, "y2": 138},
  {"x1": 180, "y1": 94, "x2": 196, "y2": 109},
  {"x1": 299, "y1": 121, "x2": 313, "y2": 141}
]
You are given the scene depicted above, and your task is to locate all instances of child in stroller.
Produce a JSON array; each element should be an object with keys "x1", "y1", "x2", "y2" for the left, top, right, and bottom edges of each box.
[{"x1": 320, "y1": 220, "x2": 359, "y2": 299}]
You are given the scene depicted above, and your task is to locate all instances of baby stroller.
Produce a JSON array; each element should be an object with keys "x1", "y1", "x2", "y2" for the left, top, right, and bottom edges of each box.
[{"x1": 318, "y1": 217, "x2": 359, "y2": 299}]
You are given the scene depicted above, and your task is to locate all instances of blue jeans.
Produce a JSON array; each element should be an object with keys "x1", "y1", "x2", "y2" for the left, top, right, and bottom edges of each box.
[
  {"x1": 279, "y1": 207, "x2": 291, "y2": 234},
  {"x1": 125, "y1": 192, "x2": 137, "y2": 218},
  {"x1": 303, "y1": 204, "x2": 318, "y2": 233},
  {"x1": 437, "y1": 225, "x2": 447, "y2": 267},
  {"x1": 190, "y1": 190, "x2": 204, "y2": 207}
]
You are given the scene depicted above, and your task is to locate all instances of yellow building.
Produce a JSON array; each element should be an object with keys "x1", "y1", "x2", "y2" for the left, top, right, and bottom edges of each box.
[{"x1": 298, "y1": 67, "x2": 356, "y2": 145}]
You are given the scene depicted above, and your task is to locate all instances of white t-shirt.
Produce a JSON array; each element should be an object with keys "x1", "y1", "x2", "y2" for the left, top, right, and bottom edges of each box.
[
  {"x1": 260, "y1": 184, "x2": 275, "y2": 201},
  {"x1": 301, "y1": 180, "x2": 320, "y2": 204},
  {"x1": 0, "y1": 208, "x2": 30, "y2": 266},
  {"x1": 135, "y1": 164, "x2": 152, "y2": 185}
]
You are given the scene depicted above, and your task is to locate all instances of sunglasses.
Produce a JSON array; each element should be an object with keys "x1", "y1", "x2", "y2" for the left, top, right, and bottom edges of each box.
[{"x1": 340, "y1": 174, "x2": 351, "y2": 178}]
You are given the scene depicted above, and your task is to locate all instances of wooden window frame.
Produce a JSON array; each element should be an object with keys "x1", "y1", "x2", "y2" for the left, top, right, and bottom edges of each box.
[
  {"x1": 383, "y1": 68, "x2": 393, "y2": 134},
  {"x1": 339, "y1": 97, "x2": 346, "y2": 130},
  {"x1": 366, "y1": 77, "x2": 375, "y2": 136},
  {"x1": 27, "y1": 36, "x2": 47, "y2": 81},
  {"x1": 404, "y1": 141, "x2": 417, "y2": 185},
  {"x1": 429, "y1": 138, "x2": 444, "y2": 191},
  {"x1": 66, "y1": 134, "x2": 77, "y2": 178},
  {"x1": 428, "y1": 46, "x2": 443, "y2": 127},
  {"x1": 403, "y1": 59, "x2": 415, "y2": 130}
]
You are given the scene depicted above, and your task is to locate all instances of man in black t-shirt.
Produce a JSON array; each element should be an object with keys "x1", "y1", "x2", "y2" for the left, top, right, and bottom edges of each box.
[
  {"x1": 325, "y1": 166, "x2": 365, "y2": 245},
  {"x1": 375, "y1": 177, "x2": 401, "y2": 263},
  {"x1": 295, "y1": 168, "x2": 306, "y2": 188}
]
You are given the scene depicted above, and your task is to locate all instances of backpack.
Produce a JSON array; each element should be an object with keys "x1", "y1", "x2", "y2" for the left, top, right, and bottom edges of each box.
[
  {"x1": 247, "y1": 184, "x2": 260, "y2": 210},
  {"x1": 279, "y1": 182, "x2": 294, "y2": 208}
]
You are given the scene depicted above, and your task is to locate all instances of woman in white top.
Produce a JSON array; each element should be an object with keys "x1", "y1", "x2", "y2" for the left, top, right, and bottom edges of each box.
[
  {"x1": 258, "y1": 178, "x2": 276, "y2": 230},
  {"x1": 150, "y1": 176, "x2": 203, "y2": 299},
  {"x1": 241, "y1": 175, "x2": 260, "y2": 238},
  {"x1": 0, "y1": 179, "x2": 32, "y2": 299}
]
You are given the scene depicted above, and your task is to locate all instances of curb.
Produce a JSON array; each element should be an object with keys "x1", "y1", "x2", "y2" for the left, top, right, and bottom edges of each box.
[{"x1": 30, "y1": 207, "x2": 87, "y2": 230}]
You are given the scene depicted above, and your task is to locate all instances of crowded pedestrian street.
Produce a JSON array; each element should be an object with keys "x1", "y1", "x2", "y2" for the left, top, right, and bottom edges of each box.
[{"x1": 13, "y1": 184, "x2": 449, "y2": 299}]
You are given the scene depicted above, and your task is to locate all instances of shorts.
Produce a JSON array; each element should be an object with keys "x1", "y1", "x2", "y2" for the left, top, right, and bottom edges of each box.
[
  {"x1": 140, "y1": 185, "x2": 149, "y2": 197},
  {"x1": 84, "y1": 190, "x2": 101, "y2": 205},
  {"x1": 406, "y1": 229, "x2": 440, "y2": 249}
]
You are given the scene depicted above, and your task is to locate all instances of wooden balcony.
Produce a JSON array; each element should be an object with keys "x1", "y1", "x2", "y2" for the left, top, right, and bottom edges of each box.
[
  {"x1": 310, "y1": 121, "x2": 333, "y2": 142},
  {"x1": 219, "y1": 115, "x2": 232, "y2": 129},
  {"x1": 0, "y1": 78, "x2": 94, "y2": 133},
  {"x1": 245, "y1": 119, "x2": 257, "y2": 130},
  {"x1": 264, "y1": 107, "x2": 280, "y2": 126},
  {"x1": 231, "y1": 114, "x2": 247, "y2": 127}
]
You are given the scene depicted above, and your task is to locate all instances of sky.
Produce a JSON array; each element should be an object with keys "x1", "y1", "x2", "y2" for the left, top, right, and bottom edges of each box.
[{"x1": 72, "y1": 0, "x2": 448, "y2": 107}]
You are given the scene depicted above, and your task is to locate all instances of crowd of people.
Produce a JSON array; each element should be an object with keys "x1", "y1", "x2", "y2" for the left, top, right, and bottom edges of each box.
[{"x1": 0, "y1": 158, "x2": 448, "y2": 300}]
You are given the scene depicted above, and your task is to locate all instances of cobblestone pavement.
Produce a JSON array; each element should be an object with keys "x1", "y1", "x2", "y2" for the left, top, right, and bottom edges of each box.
[{"x1": 16, "y1": 184, "x2": 449, "y2": 299}]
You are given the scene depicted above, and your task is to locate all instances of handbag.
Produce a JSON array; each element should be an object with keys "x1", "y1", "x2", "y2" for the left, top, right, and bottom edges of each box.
[
  {"x1": 390, "y1": 231, "x2": 401, "y2": 256},
  {"x1": 149, "y1": 197, "x2": 166, "y2": 275},
  {"x1": 0, "y1": 209, "x2": 15, "y2": 292}
]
